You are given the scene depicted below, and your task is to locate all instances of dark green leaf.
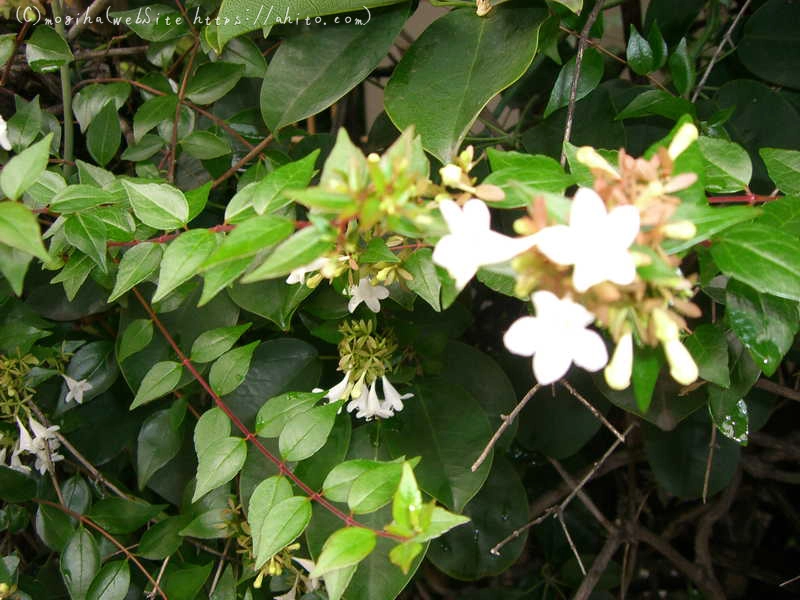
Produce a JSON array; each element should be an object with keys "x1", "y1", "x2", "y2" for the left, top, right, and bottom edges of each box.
[
  {"x1": 87, "y1": 102, "x2": 121, "y2": 166},
  {"x1": 137, "y1": 405, "x2": 184, "y2": 489},
  {"x1": 708, "y1": 387, "x2": 749, "y2": 445},
  {"x1": 60, "y1": 528, "x2": 99, "y2": 600},
  {"x1": 86, "y1": 560, "x2": 129, "y2": 600},
  {"x1": 190, "y1": 323, "x2": 251, "y2": 363},
  {"x1": 118, "y1": 319, "x2": 153, "y2": 363},
  {"x1": 65, "y1": 213, "x2": 108, "y2": 272},
  {"x1": 110, "y1": 5, "x2": 189, "y2": 42},
  {"x1": 153, "y1": 229, "x2": 218, "y2": 302},
  {"x1": 179, "y1": 131, "x2": 231, "y2": 160},
  {"x1": 737, "y1": 0, "x2": 800, "y2": 88},
  {"x1": 0, "y1": 466, "x2": 37, "y2": 503},
  {"x1": 544, "y1": 48, "x2": 604, "y2": 118},
  {"x1": 108, "y1": 242, "x2": 163, "y2": 302},
  {"x1": 668, "y1": 37, "x2": 694, "y2": 96},
  {"x1": 133, "y1": 95, "x2": 178, "y2": 143},
  {"x1": 209, "y1": 341, "x2": 259, "y2": 396},
  {"x1": 684, "y1": 323, "x2": 730, "y2": 387},
  {"x1": 193, "y1": 437, "x2": 247, "y2": 501},
  {"x1": 185, "y1": 62, "x2": 244, "y2": 105},
  {"x1": 626, "y1": 26, "x2": 654, "y2": 75},
  {"x1": 0, "y1": 134, "x2": 53, "y2": 202},
  {"x1": 26, "y1": 26, "x2": 73, "y2": 72},
  {"x1": 131, "y1": 361, "x2": 183, "y2": 409},
  {"x1": 87, "y1": 498, "x2": 165, "y2": 534}
]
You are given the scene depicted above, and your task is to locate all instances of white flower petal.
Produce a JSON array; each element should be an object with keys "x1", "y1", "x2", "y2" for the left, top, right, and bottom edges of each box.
[
  {"x1": 532, "y1": 344, "x2": 573, "y2": 385},
  {"x1": 461, "y1": 198, "x2": 492, "y2": 233},
  {"x1": 571, "y1": 330, "x2": 609, "y2": 372},
  {"x1": 0, "y1": 116, "x2": 10, "y2": 152},
  {"x1": 438, "y1": 199, "x2": 466, "y2": 233},
  {"x1": 535, "y1": 225, "x2": 576, "y2": 266},
  {"x1": 569, "y1": 188, "x2": 608, "y2": 232},
  {"x1": 606, "y1": 251, "x2": 637, "y2": 286},
  {"x1": 607, "y1": 205, "x2": 640, "y2": 248},
  {"x1": 503, "y1": 316, "x2": 542, "y2": 357}
]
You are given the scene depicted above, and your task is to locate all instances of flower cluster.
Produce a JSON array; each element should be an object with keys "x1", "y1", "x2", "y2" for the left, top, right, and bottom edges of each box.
[{"x1": 2, "y1": 416, "x2": 64, "y2": 475}]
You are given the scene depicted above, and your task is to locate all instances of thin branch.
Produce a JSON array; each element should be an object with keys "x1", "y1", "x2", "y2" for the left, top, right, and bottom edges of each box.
[
  {"x1": 67, "y1": 0, "x2": 111, "y2": 40},
  {"x1": 471, "y1": 384, "x2": 540, "y2": 472},
  {"x1": 147, "y1": 556, "x2": 170, "y2": 600},
  {"x1": 558, "y1": 510, "x2": 586, "y2": 575},
  {"x1": 0, "y1": 21, "x2": 30, "y2": 87},
  {"x1": 549, "y1": 458, "x2": 614, "y2": 534},
  {"x1": 52, "y1": 0, "x2": 74, "y2": 179},
  {"x1": 573, "y1": 531, "x2": 622, "y2": 600},
  {"x1": 490, "y1": 506, "x2": 557, "y2": 556},
  {"x1": 168, "y1": 41, "x2": 199, "y2": 183},
  {"x1": 702, "y1": 422, "x2": 717, "y2": 503},
  {"x1": 560, "y1": 380, "x2": 625, "y2": 443},
  {"x1": 211, "y1": 134, "x2": 275, "y2": 189},
  {"x1": 691, "y1": 0, "x2": 752, "y2": 101},
  {"x1": 208, "y1": 538, "x2": 232, "y2": 595},
  {"x1": 560, "y1": 0, "x2": 605, "y2": 166},
  {"x1": 755, "y1": 378, "x2": 800, "y2": 403},
  {"x1": 74, "y1": 46, "x2": 149, "y2": 60}
]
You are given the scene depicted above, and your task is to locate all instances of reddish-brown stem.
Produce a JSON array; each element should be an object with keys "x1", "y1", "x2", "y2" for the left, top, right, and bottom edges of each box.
[
  {"x1": 107, "y1": 224, "x2": 235, "y2": 247},
  {"x1": 35, "y1": 499, "x2": 167, "y2": 600},
  {"x1": 131, "y1": 287, "x2": 406, "y2": 541},
  {"x1": 168, "y1": 41, "x2": 200, "y2": 183},
  {"x1": 707, "y1": 193, "x2": 781, "y2": 204},
  {"x1": 211, "y1": 134, "x2": 275, "y2": 189},
  {"x1": 0, "y1": 21, "x2": 30, "y2": 87}
]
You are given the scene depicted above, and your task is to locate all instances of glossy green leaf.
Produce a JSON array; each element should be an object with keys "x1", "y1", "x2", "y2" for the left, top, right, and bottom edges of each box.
[
  {"x1": 7, "y1": 96, "x2": 42, "y2": 150},
  {"x1": 485, "y1": 149, "x2": 575, "y2": 208},
  {"x1": 62, "y1": 475, "x2": 92, "y2": 516},
  {"x1": 255, "y1": 391, "x2": 322, "y2": 439},
  {"x1": 668, "y1": 37, "x2": 694, "y2": 96},
  {"x1": 59, "y1": 340, "x2": 118, "y2": 407},
  {"x1": 86, "y1": 560, "x2": 129, "y2": 600},
  {"x1": 64, "y1": 213, "x2": 108, "y2": 272},
  {"x1": 122, "y1": 180, "x2": 189, "y2": 230},
  {"x1": 141, "y1": 517, "x2": 190, "y2": 557},
  {"x1": 711, "y1": 223, "x2": 800, "y2": 301},
  {"x1": 220, "y1": 36, "x2": 267, "y2": 78},
  {"x1": 73, "y1": 82, "x2": 131, "y2": 133},
  {"x1": 26, "y1": 26, "x2": 73, "y2": 73},
  {"x1": 241, "y1": 226, "x2": 334, "y2": 283},
  {"x1": 202, "y1": 215, "x2": 293, "y2": 270},
  {"x1": 118, "y1": 319, "x2": 153, "y2": 363},
  {"x1": 185, "y1": 62, "x2": 244, "y2": 105},
  {"x1": 60, "y1": 528, "x2": 99, "y2": 600},
  {"x1": 698, "y1": 136, "x2": 752, "y2": 193},
  {"x1": 247, "y1": 475, "x2": 293, "y2": 559},
  {"x1": 194, "y1": 407, "x2": 231, "y2": 458},
  {"x1": 615, "y1": 89, "x2": 695, "y2": 120},
  {"x1": 35, "y1": 505, "x2": 75, "y2": 551},
  {"x1": 0, "y1": 245, "x2": 32, "y2": 296},
  {"x1": 179, "y1": 131, "x2": 232, "y2": 160},
  {"x1": 193, "y1": 437, "x2": 247, "y2": 501},
  {"x1": 347, "y1": 462, "x2": 403, "y2": 515},
  {"x1": 153, "y1": 229, "x2": 217, "y2": 302},
  {"x1": 228, "y1": 278, "x2": 314, "y2": 330},
  {"x1": 404, "y1": 248, "x2": 441, "y2": 311},
  {"x1": 261, "y1": 4, "x2": 408, "y2": 131},
  {"x1": 385, "y1": 4, "x2": 547, "y2": 162},
  {"x1": 708, "y1": 387, "x2": 749, "y2": 445},
  {"x1": 131, "y1": 360, "x2": 183, "y2": 409},
  {"x1": 0, "y1": 134, "x2": 53, "y2": 202},
  {"x1": 87, "y1": 101, "x2": 121, "y2": 166},
  {"x1": 133, "y1": 94, "x2": 178, "y2": 142},
  {"x1": 137, "y1": 405, "x2": 184, "y2": 489},
  {"x1": 51, "y1": 185, "x2": 116, "y2": 213},
  {"x1": 737, "y1": 0, "x2": 800, "y2": 88},
  {"x1": 190, "y1": 323, "x2": 251, "y2": 363},
  {"x1": 663, "y1": 203, "x2": 759, "y2": 254},
  {"x1": 0, "y1": 466, "x2": 37, "y2": 503},
  {"x1": 626, "y1": 26, "x2": 654, "y2": 75},
  {"x1": 544, "y1": 48, "x2": 604, "y2": 118},
  {"x1": 0, "y1": 201, "x2": 50, "y2": 260},
  {"x1": 684, "y1": 323, "x2": 730, "y2": 388},
  {"x1": 760, "y1": 148, "x2": 800, "y2": 194},
  {"x1": 209, "y1": 341, "x2": 259, "y2": 396},
  {"x1": 647, "y1": 22, "x2": 668, "y2": 69},
  {"x1": 310, "y1": 527, "x2": 376, "y2": 578},
  {"x1": 279, "y1": 400, "x2": 340, "y2": 461},
  {"x1": 253, "y1": 496, "x2": 312, "y2": 569},
  {"x1": 87, "y1": 498, "x2": 165, "y2": 534},
  {"x1": 108, "y1": 242, "x2": 163, "y2": 302},
  {"x1": 110, "y1": 5, "x2": 189, "y2": 42}
]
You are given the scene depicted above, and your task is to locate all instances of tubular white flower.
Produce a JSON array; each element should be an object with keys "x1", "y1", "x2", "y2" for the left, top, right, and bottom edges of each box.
[
  {"x1": 503, "y1": 291, "x2": 608, "y2": 385},
  {"x1": 663, "y1": 338, "x2": 699, "y2": 385},
  {"x1": 346, "y1": 380, "x2": 393, "y2": 421},
  {"x1": 536, "y1": 187, "x2": 640, "y2": 292},
  {"x1": 63, "y1": 375, "x2": 93, "y2": 404},
  {"x1": 347, "y1": 277, "x2": 389, "y2": 313},
  {"x1": 323, "y1": 371, "x2": 351, "y2": 403},
  {"x1": 380, "y1": 376, "x2": 413, "y2": 413},
  {"x1": 432, "y1": 198, "x2": 538, "y2": 290},
  {"x1": 285, "y1": 257, "x2": 329, "y2": 285},
  {"x1": 0, "y1": 116, "x2": 11, "y2": 151},
  {"x1": 604, "y1": 332, "x2": 633, "y2": 390},
  {"x1": 667, "y1": 123, "x2": 699, "y2": 160}
]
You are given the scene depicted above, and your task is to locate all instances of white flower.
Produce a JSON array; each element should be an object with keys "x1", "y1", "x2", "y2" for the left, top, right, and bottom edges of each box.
[
  {"x1": 663, "y1": 339, "x2": 699, "y2": 385},
  {"x1": 503, "y1": 291, "x2": 608, "y2": 385},
  {"x1": 432, "y1": 198, "x2": 538, "y2": 290},
  {"x1": 380, "y1": 376, "x2": 412, "y2": 413},
  {"x1": 322, "y1": 371, "x2": 352, "y2": 403},
  {"x1": 286, "y1": 257, "x2": 329, "y2": 285},
  {"x1": 347, "y1": 381, "x2": 394, "y2": 421},
  {"x1": 15, "y1": 417, "x2": 63, "y2": 475},
  {"x1": 667, "y1": 123, "x2": 698, "y2": 160},
  {"x1": 62, "y1": 375, "x2": 93, "y2": 404},
  {"x1": 604, "y1": 331, "x2": 633, "y2": 390},
  {"x1": 347, "y1": 277, "x2": 389, "y2": 313},
  {"x1": 536, "y1": 187, "x2": 640, "y2": 293},
  {"x1": 0, "y1": 116, "x2": 11, "y2": 151}
]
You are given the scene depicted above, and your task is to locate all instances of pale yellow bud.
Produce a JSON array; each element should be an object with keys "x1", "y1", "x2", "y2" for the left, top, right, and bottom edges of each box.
[
  {"x1": 476, "y1": 0, "x2": 492, "y2": 16},
  {"x1": 662, "y1": 220, "x2": 697, "y2": 240},
  {"x1": 440, "y1": 164, "x2": 464, "y2": 188},
  {"x1": 667, "y1": 123, "x2": 699, "y2": 160},
  {"x1": 663, "y1": 338, "x2": 699, "y2": 385},
  {"x1": 604, "y1": 332, "x2": 633, "y2": 390},
  {"x1": 652, "y1": 308, "x2": 680, "y2": 342},
  {"x1": 575, "y1": 146, "x2": 620, "y2": 179}
]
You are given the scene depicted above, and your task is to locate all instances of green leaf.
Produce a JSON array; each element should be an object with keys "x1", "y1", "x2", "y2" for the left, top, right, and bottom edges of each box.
[
  {"x1": 179, "y1": 131, "x2": 232, "y2": 160},
  {"x1": 190, "y1": 323, "x2": 251, "y2": 363},
  {"x1": 26, "y1": 26, "x2": 73, "y2": 73},
  {"x1": 50, "y1": 253, "x2": 94, "y2": 301},
  {"x1": 64, "y1": 213, "x2": 108, "y2": 272},
  {"x1": 737, "y1": 0, "x2": 800, "y2": 88},
  {"x1": 404, "y1": 248, "x2": 441, "y2": 311},
  {"x1": 59, "y1": 341, "x2": 118, "y2": 408},
  {"x1": 387, "y1": 462, "x2": 424, "y2": 536},
  {"x1": 310, "y1": 527, "x2": 376, "y2": 578},
  {"x1": 544, "y1": 48, "x2": 604, "y2": 118},
  {"x1": 133, "y1": 95, "x2": 178, "y2": 143},
  {"x1": 185, "y1": 62, "x2": 243, "y2": 105},
  {"x1": 121, "y1": 134, "x2": 164, "y2": 162},
  {"x1": 385, "y1": 379, "x2": 492, "y2": 511},
  {"x1": 51, "y1": 185, "x2": 116, "y2": 213},
  {"x1": 647, "y1": 22, "x2": 668, "y2": 69},
  {"x1": 256, "y1": 390, "x2": 323, "y2": 437},
  {"x1": 615, "y1": 89, "x2": 695, "y2": 120},
  {"x1": 726, "y1": 279, "x2": 798, "y2": 377},
  {"x1": 626, "y1": 25, "x2": 654, "y2": 75},
  {"x1": 760, "y1": 148, "x2": 800, "y2": 195},
  {"x1": 360, "y1": 237, "x2": 400, "y2": 264},
  {"x1": 161, "y1": 562, "x2": 213, "y2": 600},
  {"x1": 118, "y1": 319, "x2": 153, "y2": 363},
  {"x1": 87, "y1": 101, "x2": 121, "y2": 166},
  {"x1": 228, "y1": 278, "x2": 314, "y2": 330},
  {"x1": 708, "y1": 387, "x2": 749, "y2": 445},
  {"x1": 193, "y1": 437, "x2": 247, "y2": 501},
  {"x1": 668, "y1": 37, "x2": 694, "y2": 96},
  {"x1": 7, "y1": 95, "x2": 42, "y2": 150},
  {"x1": 253, "y1": 496, "x2": 312, "y2": 569},
  {"x1": 131, "y1": 360, "x2": 183, "y2": 409},
  {"x1": 199, "y1": 257, "x2": 252, "y2": 306},
  {"x1": 209, "y1": 341, "x2": 259, "y2": 396},
  {"x1": 194, "y1": 407, "x2": 231, "y2": 458},
  {"x1": 286, "y1": 189, "x2": 358, "y2": 213},
  {"x1": 321, "y1": 128, "x2": 368, "y2": 190},
  {"x1": 86, "y1": 560, "x2": 129, "y2": 600},
  {"x1": 684, "y1": 323, "x2": 730, "y2": 388},
  {"x1": 389, "y1": 542, "x2": 424, "y2": 574},
  {"x1": 323, "y1": 459, "x2": 385, "y2": 503},
  {"x1": 0, "y1": 466, "x2": 37, "y2": 503},
  {"x1": 0, "y1": 202, "x2": 49, "y2": 260},
  {"x1": 36, "y1": 505, "x2": 75, "y2": 551},
  {"x1": 697, "y1": 136, "x2": 752, "y2": 193},
  {"x1": 110, "y1": 5, "x2": 189, "y2": 42},
  {"x1": 348, "y1": 462, "x2": 403, "y2": 515},
  {"x1": 551, "y1": 0, "x2": 582, "y2": 14},
  {"x1": 87, "y1": 498, "x2": 165, "y2": 534},
  {"x1": 108, "y1": 242, "x2": 163, "y2": 301},
  {"x1": 756, "y1": 195, "x2": 800, "y2": 237},
  {"x1": 60, "y1": 528, "x2": 99, "y2": 600},
  {"x1": 0, "y1": 245, "x2": 32, "y2": 296},
  {"x1": 122, "y1": 180, "x2": 189, "y2": 230},
  {"x1": 663, "y1": 203, "x2": 759, "y2": 255},
  {"x1": 73, "y1": 82, "x2": 131, "y2": 133},
  {"x1": 485, "y1": 150, "x2": 575, "y2": 208},
  {"x1": 180, "y1": 509, "x2": 232, "y2": 539},
  {"x1": 202, "y1": 215, "x2": 293, "y2": 270},
  {"x1": 139, "y1": 516, "x2": 190, "y2": 560},
  {"x1": 279, "y1": 401, "x2": 340, "y2": 461},
  {"x1": 137, "y1": 405, "x2": 184, "y2": 489},
  {"x1": 0, "y1": 134, "x2": 53, "y2": 201},
  {"x1": 248, "y1": 476, "x2": 293, "y2": 555},
  {"x1": 220, "y1": 36, "x2": 267, "y2": 78},
  {"x1": 62, "y1": 475, "x2": 92, "y2": 516},
  {"x1": 260, "y1": 5, "x2": 408, "y2": 131},
  {"x1": 153, "y1": 229, "x2": 217, "y2": 302},
  {"x1": 385, "y1": 4, "x2": 547, "y2": 162},
  {"x1": 241, "y1": 226, "x2": 334, "y2": 283},
  {"x1": 711, "y1": 223, "x2": 800, "y2": 301}
]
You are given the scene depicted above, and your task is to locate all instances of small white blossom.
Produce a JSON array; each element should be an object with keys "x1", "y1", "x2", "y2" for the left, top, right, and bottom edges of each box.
[
  {"x1": 503, "y1": 291, "x2": 608, "y2": 385},
  {"x1": 347, "y1": 277, "x2": 389, "y2": 313},
  {"x1": 432, "y1": 198, "x2": 538, "y2": 290},
  {"x1": 62, "y1": 375, "x2": 93, "y2": 404},
  {"x1": 321, "y1": 371, "x2": 352, "y2": 403},
  {"x1": 15, "y1": 417, "x2": 63, "y2": 475},
  {"x1": 536, "y1": 187, "x2": 640, "y2": 293},
  {"x1": 0, "y1": 116, "x2": 11, "y2": 152},
  {"x1": 285, "y1": 257, "x2": 329, "y2": 285},
  {"x1": 347, "y1": 380, "x2": 393, "y2": 421},
  {"x1": 604, "y1": 331, "x2": 633, "y2": 390},
  {"x1": 380, "y1": 376, "x2": 412, "y2": 413}
]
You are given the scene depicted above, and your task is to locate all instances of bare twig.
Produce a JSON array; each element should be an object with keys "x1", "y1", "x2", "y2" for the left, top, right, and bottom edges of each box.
[
  {"x1": 490, "y1": 506, "x2": 557, "y2": 556},
  {"x1": 561, "y1": 380, "x2": 625, "y2": 443},
  {"x1": 549, "y1": 458, "x2": 614, "y2": 533},
  {"x1": 147, "y1": 556, "x2": 170, "y2": 600},
  {"x1": 211, "y1": 134, "x2": 275, "y2": 189},
  {"x1": 558, "y1": 510, "x2": 586, "y2": 575},
  {"x1": 208, "y1": 538, "x2": 232, "y2": 595},
  {"x1": 702, "y1": 422, "x2": 718, "y2": 503},
  {"x1": 691, "y1": 0, "x2": 752, "y2": 101},
  {"x1": 573, "y1": 532, "x2": 622, "y2": 600},
  {"x1": 67, "y1": 0, "x2": 111, "y2": 40},
  {"x1": 168, "y1": 41, "x2": 199, "y2": 183},
  {"x1": 755, "y1": 378, "x2": 800, "y2": 403},
  {"x1": 0, "y1": 21, "x2": 30, "y2": 87},
  {"x1": 471, "y1": 384, "x2": 540, "y2": 472},
  {"x1": 560, "y1": 0, "x2": 605, "y2": 166}
]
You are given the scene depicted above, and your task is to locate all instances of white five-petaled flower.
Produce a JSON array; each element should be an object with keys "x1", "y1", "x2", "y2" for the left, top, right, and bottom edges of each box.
[
  {"x1": 15, "y1": 417, "x2": 63, "y2": 475},
  {"x1": 285, "y1": 257, "x2": 329, "y2": 285},
  {"x1": 536, "y1": 187, "x2": 640, "y2": 293},
  {"x1": 432, "y1": 198, "x2": 538, "y2": 290},
  {"x1": 0, "y1": 115, "x2": 11, "y2": 151},
  {"x1": 380, "y1": 376, "x2": 412, "y2": 413},
  {"x1": 347, "y1": 380, "x2": 394, "y2": 421},
  {"x1": 62, "y1": 375, "x2": 93, "y2": 404},
  {"x1": 503, "y1": 291, "x2": 608, "y2": 385},
  {"x1": 347, "y1": 277, "x2": 389, "y2": 313}
]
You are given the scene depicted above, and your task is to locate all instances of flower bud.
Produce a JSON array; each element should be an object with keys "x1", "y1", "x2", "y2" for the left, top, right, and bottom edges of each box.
[
  {"x1": 667, "y1": 123, "x2": 698, "y2": 160},
  {"x1": 662, "y1": 220, "x2": 697, "y2": 240},
  {"x1": 663, "y1": 338, "x2": 699, "y2": 385},
  {"x1": 604, "y1": 332, "x2": 633, "y2": 390},
  {"x1": 652, "y1": 308, "x2": 680, "y2": 342},
  {"x1": 440, "y1": 164, "x2": 464, "y2": 188},
  {"x1": 476, "y1": 0, "x2": 493, "y2": 15},
  {"x1": 575, "y1": 146, "x2": 620, "y2": 179}
]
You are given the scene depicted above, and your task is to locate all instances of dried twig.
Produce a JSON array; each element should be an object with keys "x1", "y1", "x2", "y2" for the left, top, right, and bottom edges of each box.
[
  {"x1": 702, "y1": 422, "x2": 718, "y2": 503},
  {"x1": 67, "y1": 0, "x2": 111, "y2": 40},
  {"x1": 147, "y1": 556, "x2": 170, "y2": 600},
  {"x1": 471, "y1": 384, "x2": 540, "y2": 472},
  {"x1": 755, "y1": 378, "x2": 800, "y2": 403},
  {"x1": 561, "y1": 380, "x2": 625, "y2": 443},
  {"x1": 573, "y1": 532, "x2": 623, "y2": 600}
]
